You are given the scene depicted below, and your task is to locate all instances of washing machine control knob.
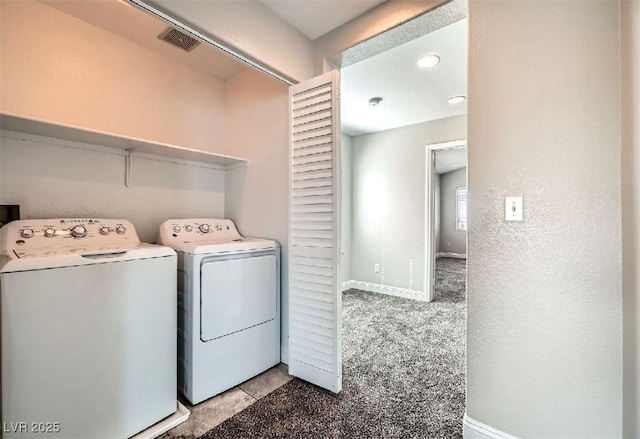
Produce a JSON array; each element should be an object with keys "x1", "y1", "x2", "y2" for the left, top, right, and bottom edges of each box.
[
  {"x1": 184, "y1": 225, "x2": 193, "y2": 232},
  {"x1": 115, "y1": 226, "x2": 126, "y2": 235},
  {"x1": 99, "y1": 227, "x2": 110, "y2": 235},
  {"x1": 199, "y1": 224, "x2": 210, "y2": 233},
  {"x1": 43, "y1": 228, "x2": 56, "y2": 238},
  {"x1": 20, "y1": 228, "x2": 34, "y2": 238},
  {"x1": 173, "y1": 225, "x2": 181, "y2": 233},
  {"x1": 215, "y1": 224, "x2": 223, "y2": 231},
  {"x1": 70, "y1": 225, "x2": 87, "y2": 238}
]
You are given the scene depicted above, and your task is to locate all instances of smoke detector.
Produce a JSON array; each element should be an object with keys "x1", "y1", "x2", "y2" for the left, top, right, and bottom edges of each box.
[{"x1": 158, "y1": 27, "x2": 200, "y2": 52}]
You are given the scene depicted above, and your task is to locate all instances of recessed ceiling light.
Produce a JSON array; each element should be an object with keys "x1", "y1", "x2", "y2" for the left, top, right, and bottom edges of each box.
[
  {"x1": 416, "y1": 54, "x2": 440, "y2": 69},
  {"x1": 448, "y1": 95, "x2": 467, "y2": 104},
  {"x1": 368, "y1": 97, "x2": 383, "y2": 106}
]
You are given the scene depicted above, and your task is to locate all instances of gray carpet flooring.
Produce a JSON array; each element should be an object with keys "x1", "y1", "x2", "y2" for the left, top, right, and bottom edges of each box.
[{"x1": 202, "y1": 257, "x2": 466, "y2": 439}]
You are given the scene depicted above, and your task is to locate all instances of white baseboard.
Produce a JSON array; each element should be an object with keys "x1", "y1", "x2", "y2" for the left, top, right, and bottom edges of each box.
[
  {"x1": 463, "y1": 413, "x2": 518, "y2": 439},
  {"x1": 437, "y1": 252, "x2": 467, "y2": 259},
  {"x1": 342, "y1": 280, "x2": 426, "y2": 301},
  {"x1": 280, "y1": 345, "x2": 289, "y2": 365}
]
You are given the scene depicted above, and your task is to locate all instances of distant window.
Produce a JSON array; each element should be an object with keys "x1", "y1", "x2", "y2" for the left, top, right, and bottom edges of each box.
[{"x1": 456, "y1": 187, "x2": 467, "y2": 231}]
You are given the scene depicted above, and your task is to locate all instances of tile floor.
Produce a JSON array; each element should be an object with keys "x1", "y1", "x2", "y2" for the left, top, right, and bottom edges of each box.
[{"x1": 161, "y1": 364, "x2": 293, "y2": 438}]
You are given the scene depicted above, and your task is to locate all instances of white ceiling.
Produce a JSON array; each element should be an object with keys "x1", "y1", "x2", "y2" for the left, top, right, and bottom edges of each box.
[
  {"x1": 341, "y1": 18, "x2": 467, "y2": 136},
  {"x1": 260, "y1": 0, "x2": 386, "y2": 40},
  {"x1": 39, "y1": 0, "x2": 247, "y2": 81},
  {"x1": 435, "y1": 148, "x2": 467, "y2": 174}
]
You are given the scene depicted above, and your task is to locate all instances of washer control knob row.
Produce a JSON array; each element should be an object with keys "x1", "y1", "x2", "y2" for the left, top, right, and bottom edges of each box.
[
  {"x1": 199, "y1": 224, "x2": 210, "y2": 233},
  {"x1": 115, "y1": 225, "x2": 126, "y2": 235},
  {"x1": 99, "y1": 227, "x2": 110, "y2": 236},
  {"x1": 70, "y1": 225, "x2": 87, "y2": 238},
  {"x1": 20, "y1": 228, "x2": 34, "y2": 238},
  {"x1": 44, "y1": 228, "x2": 56, "y2": 238}
]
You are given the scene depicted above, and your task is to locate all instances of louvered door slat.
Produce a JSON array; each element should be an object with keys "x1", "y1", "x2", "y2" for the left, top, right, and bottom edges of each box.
[
  {"x1": 292, "y1": 83, "x2": 332, "y2": 100},
  {"x1": 288, "y1": 70, "x2": 342, "y2": 393},
  {"x1": 293, "y1": 135, "x2": 333, "y2": 151},
  {"x1": 292, "y1": 187, "x2": 333, "y2": 198},
  {"x1": 292, "y1": 92, "x2": 332, "y2": 111},
  {"x1": 292, "y1": 179, "x2": 332, "y2": 190},
  {"x1": 293, "y1": 101, "x2": 332, "y2": 118},
  {"x1": 291, "y1": 256, "x2": 333, "y2": 268},
  {"x1": 293, "y1": 152, "x2": 334, "y2": 166},
  {"x1": 293, "y1": 126, "x2": 333, "y2": 142},
  {"x1": 292, "y1": 221, "x2": 333, "y2": 230},
  {"x1": 293, "y1": 110, "x2": 332, "y2": 127},
  {"x1": 293, "y1": 144, "x2": 333, "y2": 159},
  {"x1": 290, "y1": 330, "x2": 333, "y2": 348},
  {"x1": 292, "y1": 118, "x2": 332, "y2": 134}
]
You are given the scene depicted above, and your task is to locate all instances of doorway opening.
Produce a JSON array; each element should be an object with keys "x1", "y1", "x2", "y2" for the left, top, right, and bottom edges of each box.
[
  {"x1": 335, "y1": 8, "x2": 469, "y2": 435},
  {"x1": 425, "y1": 141, "x2": 468, "y2": 302}
]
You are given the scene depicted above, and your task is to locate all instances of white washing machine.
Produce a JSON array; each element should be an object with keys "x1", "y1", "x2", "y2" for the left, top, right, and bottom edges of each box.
[
  {"x1": 158, "y1": 219, "x2": 280, "y2": 404},
  {"x1": 0, "y1": 218, "x2": 187, "y2": 439}
]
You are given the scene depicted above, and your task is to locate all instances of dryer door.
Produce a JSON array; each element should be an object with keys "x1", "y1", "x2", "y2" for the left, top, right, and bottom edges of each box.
[{"x1": 200, "y1": 253, "x2": 277, "y2": 341}]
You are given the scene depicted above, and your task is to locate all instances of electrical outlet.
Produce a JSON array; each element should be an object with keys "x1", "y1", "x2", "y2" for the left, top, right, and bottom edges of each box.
[{"x1": 374, "y1": 264, "x2": 380, "y2": 273}]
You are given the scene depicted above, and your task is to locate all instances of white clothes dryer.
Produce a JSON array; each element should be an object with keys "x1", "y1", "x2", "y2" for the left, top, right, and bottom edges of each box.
[
  {"x1": 158, "y1": 219, "x2": 280, "y2": 404},
  {"x1": 0, "y1": 218, "x2": 186, "y2": 439}
]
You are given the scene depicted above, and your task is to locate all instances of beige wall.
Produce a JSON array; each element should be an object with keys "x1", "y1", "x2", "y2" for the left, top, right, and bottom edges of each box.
[
  {"x1": 467, "y1": 1, "x2": 622, "y2": 437},
  {"x1": 223, "y1": 68, "x2": 290, "y2": 361},
  {"x1": 0, "y1": 132, "x2": 225, "y2": 243},
  {"x1": 0, "y1": 0, "x2": 227, "y2": 154},
  {"x1": 622, "y1": 0, "x2": 640, "y2": 437},
  {"x1": 0, "y1": 0, "x2": 230, "y2": 242},
  {"x1": 350, "y1": 115, "x2": 466, "y2": 291}
]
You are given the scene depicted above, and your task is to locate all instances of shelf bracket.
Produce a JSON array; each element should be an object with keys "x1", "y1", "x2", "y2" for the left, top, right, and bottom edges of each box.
[{"x1": 125, "y1": 149, "x2": 134, "y2": 187}]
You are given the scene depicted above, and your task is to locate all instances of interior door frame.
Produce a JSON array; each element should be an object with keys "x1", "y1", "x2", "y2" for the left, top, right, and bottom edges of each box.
[{"x1": 424, "y1": 139, "x2": 467, "y2": 302}]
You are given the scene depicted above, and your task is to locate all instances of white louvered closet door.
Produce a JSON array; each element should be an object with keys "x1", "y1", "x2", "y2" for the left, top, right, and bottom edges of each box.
[{"x1": 288, "y1": 70, "x2": 342, "y2": 393}]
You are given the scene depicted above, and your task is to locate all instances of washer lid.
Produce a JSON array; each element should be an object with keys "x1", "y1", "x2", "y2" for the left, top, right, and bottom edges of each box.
[{"x1": 0, "y1": 243, "x2": 175, "y2": 273}]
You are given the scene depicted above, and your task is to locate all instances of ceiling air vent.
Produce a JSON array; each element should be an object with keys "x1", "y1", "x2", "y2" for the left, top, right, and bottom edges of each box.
[{"x1": 158, "y1": 27, "x2": 200, "y2": 52}]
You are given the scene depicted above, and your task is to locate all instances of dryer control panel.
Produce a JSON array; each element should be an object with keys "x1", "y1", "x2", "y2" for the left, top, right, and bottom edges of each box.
[
  {"x1": 158, "y1": 218, "x2": 242, "y2": 244},
  {"x1": 0, "y1": 219, "x2": 140, "y2": 257}
]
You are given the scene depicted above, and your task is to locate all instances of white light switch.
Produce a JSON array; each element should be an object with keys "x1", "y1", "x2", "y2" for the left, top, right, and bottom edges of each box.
[{"x1": 505, "y1": 196, "x2": 523, "y2": 221}]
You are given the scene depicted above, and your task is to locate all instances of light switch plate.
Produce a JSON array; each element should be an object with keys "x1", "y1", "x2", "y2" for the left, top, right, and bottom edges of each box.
[{"x1": 505, "y1": 196, "x2": 523, "y2": 221}]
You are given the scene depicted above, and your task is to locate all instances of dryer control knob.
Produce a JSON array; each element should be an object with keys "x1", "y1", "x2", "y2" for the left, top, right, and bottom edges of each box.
[
  {"x1": 173, "y1": 225, "x2": 181, "y2": 233},
  {"x1": 70, "y1": 225, "x2": 87, "y2": 238},
  {"x1": 115, "y1": 226, "x2": 126, "y2": 235},
  {"x1": 20, "y1": 228, "x2": 34, "y2": 238},
  {"x1": 99, "y1": 227, "x2": 110, "y2": 235},
  {"x1": 44, "y1": 228, "x2": 56, "y2": 238},
  {"x1": 199, "y1": 224, "x2": 210, "y2": 233}
]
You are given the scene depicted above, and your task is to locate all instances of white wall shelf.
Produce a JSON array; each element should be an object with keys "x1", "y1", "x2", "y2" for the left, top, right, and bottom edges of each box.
[{"x1": 0, "y1": 113, "x2": 248, "y2": 170}]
